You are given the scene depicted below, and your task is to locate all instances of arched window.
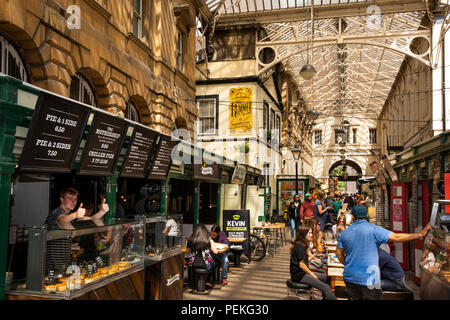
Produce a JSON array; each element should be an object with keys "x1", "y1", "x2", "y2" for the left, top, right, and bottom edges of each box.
[
  {"x1": 69, "y1": 72, "x2": 97, "y2": 107},
  {"x1": 125, "y1": 101, "x2": 140, "y2": 122},
  {"x1": 0, "y1": 33, "x2": 28, "y2": 82}
]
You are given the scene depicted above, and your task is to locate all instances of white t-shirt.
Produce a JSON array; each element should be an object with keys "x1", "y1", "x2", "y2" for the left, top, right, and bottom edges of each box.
[{"x1": 166, "y1": 219, "x2": 181, "y2": 237}]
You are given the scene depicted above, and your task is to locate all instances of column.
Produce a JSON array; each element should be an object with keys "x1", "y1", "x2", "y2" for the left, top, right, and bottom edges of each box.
[{"x1": 0, "y1": 102, "x2": 31, "y2": 300}]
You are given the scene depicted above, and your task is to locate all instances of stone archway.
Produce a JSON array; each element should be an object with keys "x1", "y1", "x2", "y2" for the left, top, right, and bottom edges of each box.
[{"x1": 328, "y1": 158, "x2": 363, "y2": 181}]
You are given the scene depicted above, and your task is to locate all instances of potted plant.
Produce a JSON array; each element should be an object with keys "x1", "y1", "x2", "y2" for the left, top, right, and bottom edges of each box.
[{"x1": 239, "y1": 143, "x2": 250, "y2": 153}]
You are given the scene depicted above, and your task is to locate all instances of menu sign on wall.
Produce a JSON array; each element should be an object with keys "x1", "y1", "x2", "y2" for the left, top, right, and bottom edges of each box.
[
  {"x1": 18, "y1": 92, "x2": 90, "y2": 173},
  {"x1": 78, "y1": 112, "x2": 127, "y2": 176},
  {"x1": 121, "y1": 127, "x2": 158, "y2": 178},
  {"x1": 147, "y1": 135, "x2": 179, "y2": 180}
]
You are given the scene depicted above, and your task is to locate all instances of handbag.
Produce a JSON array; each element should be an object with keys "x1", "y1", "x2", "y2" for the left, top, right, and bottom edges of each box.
[{"x1": 310, "y1": 257, "x2": 323, "y2": 268}]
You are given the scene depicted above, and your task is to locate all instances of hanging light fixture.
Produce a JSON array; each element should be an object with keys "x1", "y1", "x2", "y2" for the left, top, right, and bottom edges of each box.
[{"x1": 300, "y1": 1, "x2": 316, "y2": 80}]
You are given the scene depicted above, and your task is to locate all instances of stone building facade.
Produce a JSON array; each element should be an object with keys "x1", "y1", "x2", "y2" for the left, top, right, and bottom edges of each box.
[{"x1": 0, "y1": 0, "x2": 200, "y2": 135}]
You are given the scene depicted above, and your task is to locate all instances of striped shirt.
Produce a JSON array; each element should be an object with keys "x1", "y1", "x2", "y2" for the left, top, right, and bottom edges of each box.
[{"x1": 44, "y1": 208, "x2": 72, "y2": 274}]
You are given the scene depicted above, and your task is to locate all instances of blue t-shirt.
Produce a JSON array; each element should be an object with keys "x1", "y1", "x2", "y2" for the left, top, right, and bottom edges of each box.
[
  {"x1": 337, "y1": 220, "x2": 392, "y2": 286},
  {"x1": 378, "y1": 248, "x2": 404, "y2": 281}
]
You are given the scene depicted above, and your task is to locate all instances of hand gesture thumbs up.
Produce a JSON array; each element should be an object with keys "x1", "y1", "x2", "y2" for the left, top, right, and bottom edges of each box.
[
  {"x1": 99, "y1": 198, "x2": 109, "y2": 213},
  {"x1": 76, "y1": 203, "x2": 86, "y2": 218}
]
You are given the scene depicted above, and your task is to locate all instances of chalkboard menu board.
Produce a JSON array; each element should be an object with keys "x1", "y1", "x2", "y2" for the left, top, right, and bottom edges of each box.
[
  {"x1": 78, "y1": 112, "x2": 127, "y2": 176},
  {"x1": 147, "y1": 134, "x2": 179, "y2": 180},
  {"x1": 120, "y1": 126, "x2": 158, "y2": 178},
  {"x1": 18, "y1": 91, "x2": 90, "y2": 173}
]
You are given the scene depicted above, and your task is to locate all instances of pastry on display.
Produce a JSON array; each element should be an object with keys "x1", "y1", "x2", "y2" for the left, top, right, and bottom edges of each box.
[
  {"x1": 118, "y1": 261, "x2": 130, "y2": 270},
  {"x1": 44, "y1": 284, "x2": 57, "y2": 292},
  {"x1": 99, "y1": 268, "x2": 109, "y2": 275},
  {"x1": 56, "y1": 284, "x2": 67, "y2": 292}
]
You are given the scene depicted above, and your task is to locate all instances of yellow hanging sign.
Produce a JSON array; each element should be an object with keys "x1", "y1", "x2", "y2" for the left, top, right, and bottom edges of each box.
[{"x1": 229, "y1": 87, "x2": 253, "y2": 133}]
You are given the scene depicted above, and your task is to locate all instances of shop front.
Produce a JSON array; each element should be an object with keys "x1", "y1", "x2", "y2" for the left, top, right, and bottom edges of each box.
[
  {"x1": 0, "y1": 74, "x2": 188, "y2": 300},
  {"x1": 1, "y1": 75, "x2": 150, "y2": 300},
  {"x1": 275, "y1": 175, "x2": 319, "y2": 221},
  {"x1": 390, "y1": 132, "x2": 450, "y2": 285}
]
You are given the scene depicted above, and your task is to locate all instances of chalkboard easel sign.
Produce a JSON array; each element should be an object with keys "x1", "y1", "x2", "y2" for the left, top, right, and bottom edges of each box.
[
  {"x1": 120, "y1": 126, "x2": 159, "y2": 178},
  {"x1": 78, "y1": 112, "x2": 127, "y2": 176},
  {"x1": 223, "y1": 210, "x2": 250, "y2": 258},
  {"x1": 18, "y1": 91, "x2": 90, "y2": 173}
]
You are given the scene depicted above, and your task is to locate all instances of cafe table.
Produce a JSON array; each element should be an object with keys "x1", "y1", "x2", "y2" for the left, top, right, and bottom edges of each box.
[
  {"x1": 327, "y1": 253, "x2": 345, "y2": 292},
  {"x1": 324, "y1": 240, "x2": 337, "y2": 255},
  {"x1": 253, "y1": 224, "x2": 284, "y2": 255}
]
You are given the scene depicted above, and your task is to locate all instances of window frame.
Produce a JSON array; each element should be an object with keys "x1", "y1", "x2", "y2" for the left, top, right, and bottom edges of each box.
[
  {"x1": 314, "y1": 130, "x2": 322, "y2": 145},
  {"x1": 69, "y1": 72, "x2": 97, "y2": 107},
  {"x1": 352, "y1": 128, "x2": 357, "y2": 144},
  {"x1": 369, "y1": 128, "x2": 377, "y2": 144},
  {"x1": 132, "y1": 0, "x2": 142, "y2": 39},
  {"x1": 196, "y1": 95, "x2": 219, "y2": 136},
  {"x1": 177, "y1": 30, "x2": 183, "y2": 72},
  {"x1": 125, "y1": 101, "x2": 141, "y2": 123},
  {"x1": 263, "y1": 101, "x2": 269, "y2": 131},
  {"x1": 0, "y1": 33, "x2": 28, "y2": 82}
]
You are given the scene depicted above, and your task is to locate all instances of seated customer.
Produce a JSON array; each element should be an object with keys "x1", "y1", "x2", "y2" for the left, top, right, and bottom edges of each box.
[
  {"x1": 290, "y1": 226, "x2": 337, "y2": 300},
  {"x1": 378, "y1": 247, "x2": 407, "y2": 291},
  {"x1": 209, "y1": 224, "x2": 230, "y2": 286}
]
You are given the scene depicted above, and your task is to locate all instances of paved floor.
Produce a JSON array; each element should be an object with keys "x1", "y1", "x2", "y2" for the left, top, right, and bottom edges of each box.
[
  {"x1": 183, "y1": 228, "x2": 293, "y2": 300},
  {"x1": 183, "y1": 227, "x2": 422, "y2": 300}
]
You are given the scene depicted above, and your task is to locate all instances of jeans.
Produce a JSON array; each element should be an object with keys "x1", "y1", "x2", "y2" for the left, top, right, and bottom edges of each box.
[
  {"x1": 344, "y1": 280, "x2": 382, "y2": 300},
  {"x1": 290, "y1": 219, "x2": 296, "y2": 239},
  {"x1": 380, "y1": 277, "x2": 407, "y2": 291},
  {"x1": 211, "y1": 253, "x2": 229, "y2": 279},
  {"x1": 299, "y1": 272, "x2": 337, "y2": 300}
]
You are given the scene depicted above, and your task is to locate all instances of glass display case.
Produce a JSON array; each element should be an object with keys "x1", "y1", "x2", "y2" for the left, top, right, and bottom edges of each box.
[
  {"x1": 6, "y1": 218, "x2": 144, "y2": 299},
  {"x1": 144, "y1": 214, "x2": 183, "y2": 262},
  {"x1": 420, "y1": 200, "x2": 450, "y2": 300}
]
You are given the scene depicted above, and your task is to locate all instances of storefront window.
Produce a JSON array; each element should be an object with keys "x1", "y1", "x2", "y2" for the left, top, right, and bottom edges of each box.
[{"x1": 279, "y1": 180, "x2": 305, "y2": 219}]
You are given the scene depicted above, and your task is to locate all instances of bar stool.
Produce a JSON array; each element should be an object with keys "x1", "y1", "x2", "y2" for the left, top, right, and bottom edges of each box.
[{"x1": 264, "y1": 228, "x2": 277, "y2": 256}]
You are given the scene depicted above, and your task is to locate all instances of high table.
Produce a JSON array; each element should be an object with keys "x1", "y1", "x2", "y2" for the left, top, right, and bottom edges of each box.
[
  {"x1": 327, "y1": 253, "x2": 345, "y2": 292},
  {"x1": 252, "y1": 224, "x2": 284, "y2": 255}
]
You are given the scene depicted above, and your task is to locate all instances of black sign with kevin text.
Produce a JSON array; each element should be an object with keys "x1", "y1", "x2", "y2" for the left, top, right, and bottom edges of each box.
[
  {"x1": 78, "y1": 112, "x2": 127, "y2": 176},
  {"x1": 121, "y1": 126, "x2": 158, "y2": 178},
  {"x1": 223, "y1": 210, "x2": 250, "y2": 258},
  {"x1": 18, "y1": 92, "x2": 90, "y2": 173}
]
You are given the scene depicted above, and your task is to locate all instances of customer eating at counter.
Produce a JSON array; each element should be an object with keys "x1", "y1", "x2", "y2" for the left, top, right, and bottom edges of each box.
[
  {"x1": 335, "y1": 204, "x2": 431, "y2": 300},
  {"x1": 209, "y1": 224, "x2": 230, "y2": 286}
]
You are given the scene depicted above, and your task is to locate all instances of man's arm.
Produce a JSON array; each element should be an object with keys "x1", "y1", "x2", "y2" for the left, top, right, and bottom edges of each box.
[
  {"x1": 90, "y1": 199, "x2": 109, "y2": 220},
  {"x1": 336, "y1": 247, "x2": 346, "y2": 265},
  {"x1": 388, "y1": 224, "x2": 431, "y2": 243}
]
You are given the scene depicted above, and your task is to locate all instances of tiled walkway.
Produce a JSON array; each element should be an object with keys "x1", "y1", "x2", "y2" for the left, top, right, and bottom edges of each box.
[
  {"x1": 183, "y1": 227, "x2": 295, "y2": 300},
  {"x1": 183, "y1": 227, "x2": 422, "y2": 300}
]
